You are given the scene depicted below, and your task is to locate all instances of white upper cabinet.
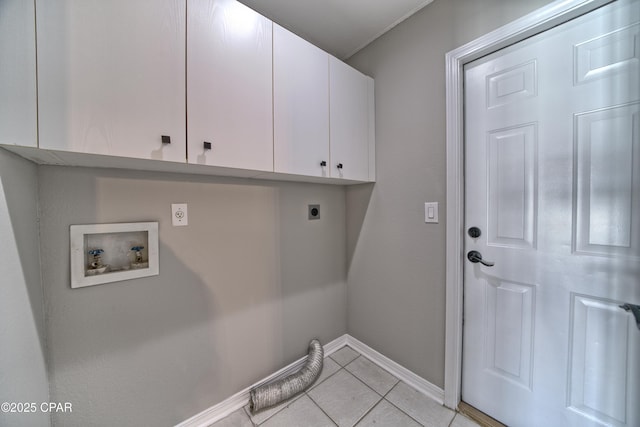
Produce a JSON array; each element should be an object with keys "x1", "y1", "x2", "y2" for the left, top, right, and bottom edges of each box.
[
  {"x1": 273, "y1": 24, "x2": 330, "y2": 177},
  {"x1": 330, "y1": 57, "x2": 375, "y2": 182},
  {"x1": 15, "y1": 0, "x2": 374, "y2": 183},
  {"x1": 188, "y1": 0, "x2": 273, "y2": 172},
  {"x1": 0, "y1": 0, "x2": 37, "y2": 147},
  {"x1": 36, "y1": 0, "x2": 186, "y2": 162}
]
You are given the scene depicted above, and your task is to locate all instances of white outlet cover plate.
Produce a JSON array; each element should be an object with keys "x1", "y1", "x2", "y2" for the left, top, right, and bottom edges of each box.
[
  {"x1": 425, "y1": 202, "x2": 438, "y2": 223},
  {"x1": 172, "y1": 203, "x2": 188, "y2": 226}
]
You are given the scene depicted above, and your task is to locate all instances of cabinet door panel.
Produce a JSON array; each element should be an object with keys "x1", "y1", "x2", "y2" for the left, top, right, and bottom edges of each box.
[
  {"x1": 0, "y1": 0, "x2": 37, "y2": 147},
  {"x1": 329, "y1": 57, "x2": 372, "y2": 181},
  {"x1": 188, "y1": 0, "x2": 273, "y2": 172},
  {"x1": 273, "y1": 24, "x2": 329, "y2": 177},
  {"x1": 37, "y1": 0, "x2": 186, "y2": 162}
]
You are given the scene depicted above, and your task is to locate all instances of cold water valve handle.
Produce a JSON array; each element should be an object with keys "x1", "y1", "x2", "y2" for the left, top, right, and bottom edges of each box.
[
  {"x1": 88, "y1": 249, "x2": 104, "y2": 269},
  {"x1": 131, "y1": 246, "x2": 145, "y2": 264}
]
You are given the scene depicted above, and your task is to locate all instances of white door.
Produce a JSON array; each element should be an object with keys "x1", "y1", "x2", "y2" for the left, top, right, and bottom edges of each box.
[
  {"x1": 187, "y1": 0, "x2": 273, "y2": 172},
  {"x1": 462, "y1": 1, "x2": 640, "y2": 426}
]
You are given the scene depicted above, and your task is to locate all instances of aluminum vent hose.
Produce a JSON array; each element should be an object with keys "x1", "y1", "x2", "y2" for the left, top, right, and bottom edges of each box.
[{"x1": 249, "y1": 339, "x2": 324, "y2": 413}]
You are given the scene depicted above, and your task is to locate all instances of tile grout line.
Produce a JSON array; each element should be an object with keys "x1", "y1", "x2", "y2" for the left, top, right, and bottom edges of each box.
[
  {"x1": 310, "y1": 353, "x2": 383, "y2": 427},
  {"x1": 304, "y1": 390, "x2": 339, "y2": 427},
  {"x1": 377, "y1": 381, "x2": 431, "y2": 427},
  {"x1": 218, "y1": 345, "x2": 453, "y2": 427},
  {"x1": 348, "y1": 372, "x2": 384, "y2": 426},
  {"x1": 330, "y1": 350, "x2": 429, "y2": 427},
  {"x1": 351, "y1": 394, "x2": 383, "y2": 427},
  {"x1": 306, "y1": 362, "x2": 346, "y2": 426},
  {"x1": 379, "y1": 396, "x2": 428, "y2": 427},
  {"x1": 252, "y1": 393, "x2": 305, "y2": 426},
  {"x1": 242, "y1": 405, "x2": 257, "y2": 427},
  {"x1": 335, "y1": 355, "x2": 394, "y2": 427},
  {"x1": 345, "y1": 361, "x2": 432, "y2": 427},
  {"x1": 312, "y1": 359, "x2": 344, "y2": 389},
  {"x1": 250, "y1": 356, "x2": 343, "y2": 426},
  {"x1": 328, "y1": 349, "x2": 359, "y2": 368},
  {"x1": 345, "y1": 354, "x2": 402, "y2": 396},
  {"x1": 344, "y1": 358, "x2": 392, "y2": 398}
]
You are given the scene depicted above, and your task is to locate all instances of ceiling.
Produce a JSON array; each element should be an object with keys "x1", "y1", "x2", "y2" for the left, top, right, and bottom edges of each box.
[{"x1": 237, "y1": 0, "x2": 435, "y2": 60}]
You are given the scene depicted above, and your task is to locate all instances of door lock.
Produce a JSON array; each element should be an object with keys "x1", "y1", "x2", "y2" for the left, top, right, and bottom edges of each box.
[{"x1": 468, "y1": 227, "x2": 481, "y2": 238}]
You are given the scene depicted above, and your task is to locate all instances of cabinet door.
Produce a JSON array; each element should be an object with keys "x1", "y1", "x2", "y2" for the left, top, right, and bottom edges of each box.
[
  {"x1": 329, "y1": 57, "x2": 374, "y2": 181},
  {"x1": 188, "y1": 0, "x2": 273, "y2": 172},
  {"x1": 36, "y1": 0, "x2": 186, "y2": 162},
  {"x1": 0, "y1": 0, "x2": 37, "y2": 147},
  {"x1": 273, "y1": 24, "x2": 329, "y2": 177}
]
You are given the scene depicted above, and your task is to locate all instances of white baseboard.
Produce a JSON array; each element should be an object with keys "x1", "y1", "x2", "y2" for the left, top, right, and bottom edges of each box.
[
  {"x1": 323, "y1": 334, "x2": 349, "y2": 356},
  {"x1": 175, "y1": 335, "x2": 348, "y2": 427},
  {"x1": 345, "y1": 335, "x2": 444, "y2": 404},
  {"x1": 175, "y1": 334, "x2": 443, "y2": 426}
]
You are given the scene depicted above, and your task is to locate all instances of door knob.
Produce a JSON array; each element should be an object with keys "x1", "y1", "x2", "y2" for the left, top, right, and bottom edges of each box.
[
  {"x1": 467, "y1": 250, "x2": 495, "y2": 267},
  {"x1": 619, "y1": 304, "x2": 640, "y2": 330}
]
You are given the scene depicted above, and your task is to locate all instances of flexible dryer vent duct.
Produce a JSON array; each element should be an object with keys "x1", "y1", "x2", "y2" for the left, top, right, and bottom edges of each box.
[{"x1": 249, "y1": 339, "x2": 323, "y2": 413}]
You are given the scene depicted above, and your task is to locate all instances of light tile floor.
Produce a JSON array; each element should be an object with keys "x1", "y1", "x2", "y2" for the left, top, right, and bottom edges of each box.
[{"x1": 210, "y1": 346, "x2": 480, "y2": 427}]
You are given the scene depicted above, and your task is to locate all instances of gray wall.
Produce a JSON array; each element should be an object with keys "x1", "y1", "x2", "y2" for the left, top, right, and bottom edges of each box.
[
  {"x1": 38, "y1": 166, "x2": 346, "y2": 426},
  {"x1": 346, "y1": 0, "x2": 554, "y2": 388},
  {"x1": 0, "y1": 149, "x2": 50, "y2": 427}
]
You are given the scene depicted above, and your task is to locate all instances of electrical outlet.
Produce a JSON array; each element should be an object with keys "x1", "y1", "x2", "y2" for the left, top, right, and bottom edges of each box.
[
  {"x1": 172, "y1": 203, "x2": 188, "y2": 226},
  {"x1": 308, "y1": 204, "x2": 320, "y2": 220}
]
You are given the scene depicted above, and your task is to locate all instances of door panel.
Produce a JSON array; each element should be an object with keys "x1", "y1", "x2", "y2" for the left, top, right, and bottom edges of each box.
[
  {"x1": 485, "y1": 280, "x2": 536, "y2": 390},
  {"x1": 187, "y1": 0, "x2": 273, "y2": 171},
  {"x1": 0, "y1": 0, "x2": 37, "y2": 147},
  {"x1": 463, "y1": 1, "x2": 640, "y2": 426},
  {"x1": 574, "y1": 23, "x2": 639, "y2": 85},
  {"x1": 37, "y1": 0, "x2": 186, "y2": 161},
  {"x1": 486, "y1": 60, "x2": 537, "y2": 109},
  {"x1": 574, "y1": 103, "x2": 640, "y2": 257},
  {"x1": 273, "y1": 24, "x2": 330, "y2": 177},
  {"x1": 329, "y1": 57, "x2": 371, "y2": 181},
  {"x1": 568, "y1": 295, "x2": 636, "y2": 426},
  {"x1": 487, "y1": 124, "x2": 537, "y2": 249}
]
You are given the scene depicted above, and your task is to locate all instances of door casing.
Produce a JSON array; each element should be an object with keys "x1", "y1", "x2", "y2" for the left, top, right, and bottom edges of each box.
[{"x1": 443, "y1": 0, "x2": 615, "y2": 410}]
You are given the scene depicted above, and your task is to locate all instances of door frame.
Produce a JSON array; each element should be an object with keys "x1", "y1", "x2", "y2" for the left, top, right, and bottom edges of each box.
[{"x1": 443, "y1": 0, "x2": 615, "y2": 410}]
